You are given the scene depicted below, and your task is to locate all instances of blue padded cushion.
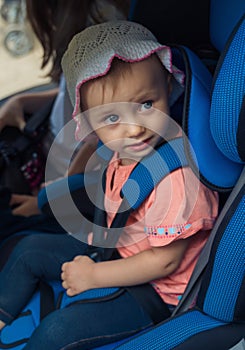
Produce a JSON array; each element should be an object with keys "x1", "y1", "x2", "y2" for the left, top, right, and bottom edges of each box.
[
  {"x1": 181, "y1": 46, "x2": 241, "y2": 190},
  {"x1": 115, "y1": 310, "x2": 225, "y2": 350},
  {"x1": 0, "y1": 292, "x2": 41, "y2": 349},
  {"x1": 60, "y1": 287, "x2": 119, "y2": 309}
]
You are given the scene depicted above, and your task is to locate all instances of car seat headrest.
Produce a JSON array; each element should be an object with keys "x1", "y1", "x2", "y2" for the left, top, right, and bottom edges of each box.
[
  {"x1": 180, "y1": 15, "x2": 244, "y2": 192},
  {"x1": 210, "y1": 16, "x2": 245, "y2": 165},
  {"x1": 178, "y1": 45, "x2": 228, "y2": 191},
  {"x1": 209, "y1": 0, "x2": 245, "y2": 52}
]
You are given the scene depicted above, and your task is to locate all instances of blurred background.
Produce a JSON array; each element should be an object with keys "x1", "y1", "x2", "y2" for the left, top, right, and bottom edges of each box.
[{"x1": 0, "y1": 0, "x2": 50, "y2": 99}]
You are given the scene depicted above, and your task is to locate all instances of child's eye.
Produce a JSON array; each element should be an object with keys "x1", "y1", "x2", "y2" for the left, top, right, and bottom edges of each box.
[
  {"x1": 105, "y1": 114, "x2": 120, "y2": 125},
  {"x1": 139, "y1": 100, "x2": 153, "y2": 112}
]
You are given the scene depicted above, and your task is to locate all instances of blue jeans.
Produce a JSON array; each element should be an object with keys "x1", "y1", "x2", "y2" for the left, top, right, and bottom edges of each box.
[
  {"x1": 0, "y1": 233, "x2": 90, "y2": 324},
  {"x1": 0, "y1": 233, "x2": 156, "y2": 349},
  {"x1": 24, "y1": 288, "x2": 153, "y2": 349}
]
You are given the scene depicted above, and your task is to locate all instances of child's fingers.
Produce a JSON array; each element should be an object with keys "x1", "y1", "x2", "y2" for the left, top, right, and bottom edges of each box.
[
  {"x1": 61, "y1": 262, "x2": 69, "y2": 272},
  {"x1": 66, "y1": 288, "x2": 76, "y2": 296},
  {"x1": 73, "y1": 255, "x2": 83, "y2": 261},
  {"x1": 62, "y1": 278, "x2": 77, "y2": 296},
  {"x1": 61, "y1": 271, "x2": 65, "y2": 280},
  {"x1": 62, "y1": 279, "x2": 68, "y2": 290}
]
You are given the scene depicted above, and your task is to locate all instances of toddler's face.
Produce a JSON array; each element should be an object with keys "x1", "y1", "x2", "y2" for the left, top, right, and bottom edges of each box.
[{"x1": 81, "y1": 56, "x2": 173, "y2": 165}]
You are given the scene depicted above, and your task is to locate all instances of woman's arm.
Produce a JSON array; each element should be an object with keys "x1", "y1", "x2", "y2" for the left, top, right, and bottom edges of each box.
[
  {"x1": 61, "y1": 238, "x2": 189, "y2": 296},
  {"x1": 0, "y1": 88, "x2": 59, "y2": 131},
  {"x1": 10, "y1": 194, "x2": 41, "y2": 216}
]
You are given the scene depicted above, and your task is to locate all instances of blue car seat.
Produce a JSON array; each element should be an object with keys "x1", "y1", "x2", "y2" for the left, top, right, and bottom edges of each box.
[
  {"x1": 112, "y1": 3, "x2": 245, "y2": 350},
  {"x1": 34, "y1": 1, "x2": 245, "y2": 349},
  {"x1": 0, "y1": 40, "x2": 213, "y2": 348}
]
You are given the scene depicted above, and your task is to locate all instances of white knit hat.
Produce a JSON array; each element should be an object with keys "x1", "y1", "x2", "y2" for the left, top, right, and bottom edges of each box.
[{"x1": 62, "y1": 20, "x2": 185, "y2": 140}]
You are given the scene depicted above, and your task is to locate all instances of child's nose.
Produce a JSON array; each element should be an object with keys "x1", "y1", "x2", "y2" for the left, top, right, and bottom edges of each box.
[{"x1": 125, "y1": 123, "x2": 145, "y2": 138}]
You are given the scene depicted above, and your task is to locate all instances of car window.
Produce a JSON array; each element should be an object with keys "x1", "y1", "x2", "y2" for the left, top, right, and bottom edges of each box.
[{"x1": 0, "y1": 0, "x2": 50, "y2": 99}]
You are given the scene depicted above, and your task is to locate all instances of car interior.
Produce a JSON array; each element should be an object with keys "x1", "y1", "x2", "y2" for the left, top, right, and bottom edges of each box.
[{"x1": 0, "y1": 0, "x2": 244, "y2": 349}]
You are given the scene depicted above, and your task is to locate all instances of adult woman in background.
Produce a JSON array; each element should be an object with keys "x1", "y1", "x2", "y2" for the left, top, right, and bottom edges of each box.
[
  {"x1": 0, "y1": 0, "x2": 130, "y2": 269},
  {"x1": 0, "y1": 0, "x2": 130, "y2": 215}
]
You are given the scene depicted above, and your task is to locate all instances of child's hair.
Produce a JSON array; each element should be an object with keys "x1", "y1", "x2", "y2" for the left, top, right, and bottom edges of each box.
[
  {"x1": 80, "y1": 55, "x2": 170, "y2": 112},
  {"x1": 96, "y1": 54, "x2": 169, "y2": 82}
]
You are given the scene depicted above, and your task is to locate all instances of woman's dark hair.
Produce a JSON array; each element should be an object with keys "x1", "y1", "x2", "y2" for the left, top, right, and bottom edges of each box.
[{"x1": 26, "y1": 0, "x2": 129, "y2": 82}]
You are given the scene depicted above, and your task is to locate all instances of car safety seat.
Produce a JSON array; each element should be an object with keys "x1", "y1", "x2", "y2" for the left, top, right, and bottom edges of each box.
[{"x1": 112, "y1": 2, "x2": 245, "y2": 350}]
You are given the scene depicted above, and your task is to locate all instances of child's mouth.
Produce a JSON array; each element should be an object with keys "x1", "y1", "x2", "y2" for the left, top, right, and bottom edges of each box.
[{"x1": 127, "y1": 137, "x2": 153, "y2": 152}]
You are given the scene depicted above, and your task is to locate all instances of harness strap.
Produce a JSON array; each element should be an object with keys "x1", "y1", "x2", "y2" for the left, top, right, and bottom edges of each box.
[
  {"x1": 125, "y1": 284, "x2": 171, "y2": 324},
  {"x1": 39, "y1": 281, "x2": 55, "y2": 320},
  {"x1": 91, "y1": 137, "x2": 188, "y2": 261}
]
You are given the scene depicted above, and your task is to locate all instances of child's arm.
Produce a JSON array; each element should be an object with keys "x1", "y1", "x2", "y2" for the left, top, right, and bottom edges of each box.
[{"x1": 61, "y1": 238, "x2": 189, "y2": 296}]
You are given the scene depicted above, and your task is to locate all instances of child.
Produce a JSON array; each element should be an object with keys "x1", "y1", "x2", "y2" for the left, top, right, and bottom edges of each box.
[{"x1": 0, "y1": 20, "x2": 219, "y2": 349}]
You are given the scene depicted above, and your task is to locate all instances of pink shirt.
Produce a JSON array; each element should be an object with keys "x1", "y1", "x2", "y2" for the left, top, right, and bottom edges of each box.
[{"x1": 104, "y1": 153, "x2": 219, "y2": 305}]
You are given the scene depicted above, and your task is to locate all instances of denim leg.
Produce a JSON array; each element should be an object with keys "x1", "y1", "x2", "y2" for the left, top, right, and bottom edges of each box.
[
  {"x1": 0, "y1": 233, "x2": 89, "y2": 324},
  {"x1": 24, "y1": 288, "x2": 154, "y2": 350}
]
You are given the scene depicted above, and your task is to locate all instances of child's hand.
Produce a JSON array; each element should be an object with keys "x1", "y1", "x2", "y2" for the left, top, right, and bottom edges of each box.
[{"x1": 61, "y1": 255, "x2": 95, "y2": 296}]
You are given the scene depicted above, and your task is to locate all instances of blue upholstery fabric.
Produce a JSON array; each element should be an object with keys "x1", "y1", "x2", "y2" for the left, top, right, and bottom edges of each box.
[
  {"x1": 59, "y1": 287, "x2": 119, "y2": 309},
  {"x1": 115, "y1": 310, "x2": 226, "y2": 350},
  {"x1": 182, "y1": 17, "x2": 245, "y2": 190},
  {"x1": 210, "y1": 16, "x2": 245, "y2": 164},
  {"x1": 197, "y1": 192, "x2": 245, "y2": 322}
]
